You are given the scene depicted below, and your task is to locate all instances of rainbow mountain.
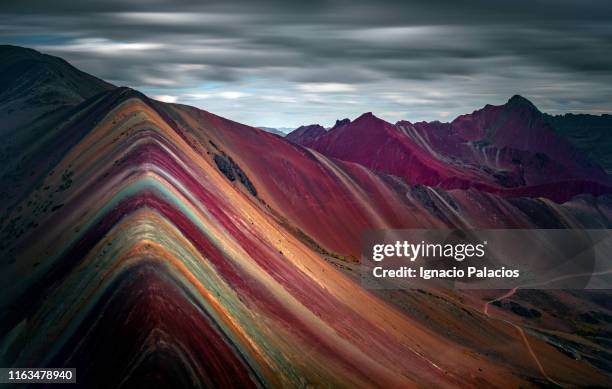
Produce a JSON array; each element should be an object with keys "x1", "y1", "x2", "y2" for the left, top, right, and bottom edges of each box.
[{"x1": 1, "y1": 45, "x2": 612, "y2": 388}]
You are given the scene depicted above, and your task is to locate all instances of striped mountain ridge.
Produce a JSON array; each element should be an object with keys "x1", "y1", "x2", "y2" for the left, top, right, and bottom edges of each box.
[
  {"x1": 1, "y1": 48, "x2": 612, "y2": 388},
  {"x1": 0, "y1": 89, "x2": 474, "y2": 387}
]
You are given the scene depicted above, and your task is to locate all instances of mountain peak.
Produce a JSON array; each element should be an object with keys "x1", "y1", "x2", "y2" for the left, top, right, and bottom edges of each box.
[
  {"x1": 395, "y1": 120, "x2": 413, "y2": 127},
  {"x1": 502, "y1": 95, "x2": 544, "y2": 119},
  {"x1": 352, "y1": 112, "x2": 386, "y2": 125},
  {"x1": 331, "y1": 118, "x2": 351, "y2": 130},
  {"x1": 350, "y1": 112, "x2": 395, "y2": 132},
  {"x1": 295, "y1": 124, "x2": 325, "y2": 132},
  {"x1": 356, "y1": 112, "x2": 375, "y2": 120},
  {"x1": 286, "y1": 124, "x2": 326, "y2": 144},
  {"x1": 507, "y1": 94, "x2": 536, "y2": 108}
]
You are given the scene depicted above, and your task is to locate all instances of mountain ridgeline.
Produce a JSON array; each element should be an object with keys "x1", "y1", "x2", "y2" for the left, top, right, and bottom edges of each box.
[{"x1": 287, "y1": 95, "x2": 612, "y2": 202}]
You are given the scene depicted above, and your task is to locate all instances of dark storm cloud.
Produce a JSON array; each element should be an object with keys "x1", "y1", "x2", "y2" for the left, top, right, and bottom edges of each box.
[{"x1": 1, "y1": 0, "x2": 611, "y2": 126}]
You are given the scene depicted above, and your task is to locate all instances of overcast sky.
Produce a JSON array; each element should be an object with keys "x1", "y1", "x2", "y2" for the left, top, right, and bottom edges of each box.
[{"x1": 1, "y1": 0, "x2": 612, "y2": 129}]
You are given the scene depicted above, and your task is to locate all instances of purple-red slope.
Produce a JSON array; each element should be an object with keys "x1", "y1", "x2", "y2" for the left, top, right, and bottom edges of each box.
[{"x1": 288, "y1": 98, "x2": 611, "y2": 202}]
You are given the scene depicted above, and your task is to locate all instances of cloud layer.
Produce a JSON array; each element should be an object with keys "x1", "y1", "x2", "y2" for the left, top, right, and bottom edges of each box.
[{"x1": 2, "y1": 0, "x2": 611, "y2": 128}]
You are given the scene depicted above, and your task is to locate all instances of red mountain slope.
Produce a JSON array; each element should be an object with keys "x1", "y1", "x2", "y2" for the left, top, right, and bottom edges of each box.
[{"x1": 288, "y1": 98, "x2": 611, "y2": 202}]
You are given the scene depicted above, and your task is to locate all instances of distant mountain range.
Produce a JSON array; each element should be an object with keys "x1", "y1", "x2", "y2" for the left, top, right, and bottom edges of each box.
[
  {"x1": 287, "y1": 95, "x2": 612, "y2": 202},
  {"x1": 256, "y1": 126, "x2": 292, "y2": 136},
  {"x1": 1, "y1": 45, "x2": 611, "y2": 388}
]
